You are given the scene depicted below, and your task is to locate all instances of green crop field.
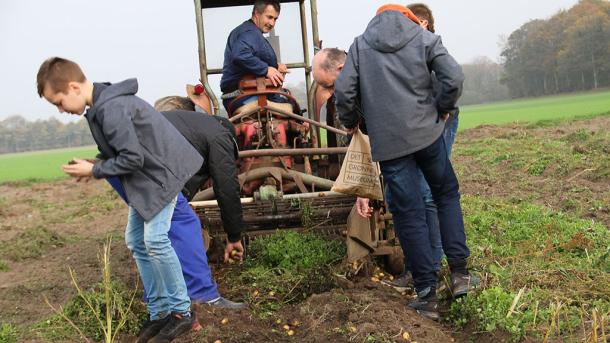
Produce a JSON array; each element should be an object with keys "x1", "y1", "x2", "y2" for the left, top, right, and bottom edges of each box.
[
  {"x1": 459, "y1": 89, "x2": 610, "y2": 130},
  {"x1": 0, "y1": 146, "x2": 98, "y2": 183}
]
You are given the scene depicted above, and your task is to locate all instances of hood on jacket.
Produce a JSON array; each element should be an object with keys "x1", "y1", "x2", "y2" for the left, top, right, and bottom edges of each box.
[
  {"x1": 93, "y1": 78, "x2": 139, "y2": 109},
  {"x1": 363, "y1": 10, "x2": 421, "y2": 53}
]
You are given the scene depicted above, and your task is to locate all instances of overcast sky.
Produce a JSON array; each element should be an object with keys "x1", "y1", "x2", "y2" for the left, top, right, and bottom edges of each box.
[{"x1": 0, "y1": 0, "x2": 579, "y2": 122}]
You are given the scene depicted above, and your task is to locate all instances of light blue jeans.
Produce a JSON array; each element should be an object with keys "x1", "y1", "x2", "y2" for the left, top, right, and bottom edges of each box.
[{"x1": 125, "y1": 196, "x2": 191, "y2": 320}]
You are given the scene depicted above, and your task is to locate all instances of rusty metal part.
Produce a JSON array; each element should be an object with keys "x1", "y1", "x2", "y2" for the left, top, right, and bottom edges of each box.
[
  {"x1": 191, "y1": 167, "x2": 335, "y2": 201},
  {"x1": 190, "y1": 191, "x2": 345, "y2": 208},
  {"x1": 270, "y1": 105, "x2": 348, "y2": 136},
  {"x1": 194, "y1": 193, "x2": 356, "y2": 234},
  {"x1": 238, "y1": 147, "x2": 347, "y2": 158}
]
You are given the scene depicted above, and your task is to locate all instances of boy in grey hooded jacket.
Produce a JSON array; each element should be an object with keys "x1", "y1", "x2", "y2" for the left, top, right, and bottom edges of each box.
[
  {"x1": 37, "y1": 57, "x2": 201, "y2": 342},
  {"x1": 335, "y1": 6, "x2": 471, "y2": 320}
]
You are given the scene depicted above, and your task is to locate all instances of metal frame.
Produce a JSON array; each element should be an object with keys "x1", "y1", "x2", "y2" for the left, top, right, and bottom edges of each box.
[{"x1": 193, "y1": 0, "x2": 321, "y2": 118}]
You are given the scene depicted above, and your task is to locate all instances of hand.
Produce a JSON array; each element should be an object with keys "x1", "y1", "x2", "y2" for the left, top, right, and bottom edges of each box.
[
  {"x1": 441, "y1": 113, "x2": 450, "y2": 122},
  {"x1": 345, "y1": 127, "x2": 358, "y2": 135},
  {"x1": 224, "y1": 240, "x2": 244, "y2": 263},
  {"x1": 62, "y1": 159, "x2": 94, "y2": 178},
  {"x1": 278, "y1": 64, "x2": 290, "y2": 74},
  {"x1": 355, "y1": 197, "x2": 373, "y2": 218},
  {"x1": 267, "y1": 66, "x2": 284, "y2": 87}
]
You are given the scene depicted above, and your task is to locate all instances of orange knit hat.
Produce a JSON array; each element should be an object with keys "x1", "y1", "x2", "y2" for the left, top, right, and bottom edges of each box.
[{"x1": 376, "y1": 4, "x2": 421, "y2": 25}]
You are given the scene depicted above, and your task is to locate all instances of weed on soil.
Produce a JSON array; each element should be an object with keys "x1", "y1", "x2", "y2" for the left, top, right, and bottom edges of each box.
[
  {"x1": 448, "y1": 188, "x2": 610, "y2": 341},
  {"x1": 230, "y1": 231, "x2": 345, "y2": 315},
  {"x1": 0, "y1": 226, "x2": 64, "y2": 261}
]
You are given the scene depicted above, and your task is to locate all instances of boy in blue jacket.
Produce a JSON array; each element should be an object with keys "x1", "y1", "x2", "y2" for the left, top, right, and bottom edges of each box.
[{"x1": 37, "y1": 57, "x2": 199, "y2": 343}]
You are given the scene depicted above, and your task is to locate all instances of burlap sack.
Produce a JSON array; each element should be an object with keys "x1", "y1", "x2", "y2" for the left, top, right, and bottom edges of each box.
[{"x1": 332, "y1": 130, "x2": 383, "y2": 200}]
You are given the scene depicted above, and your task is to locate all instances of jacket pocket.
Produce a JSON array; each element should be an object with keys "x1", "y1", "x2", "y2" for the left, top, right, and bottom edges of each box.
[{"x1": 140, "y1": 168, "x2": 165, "y2": 189}]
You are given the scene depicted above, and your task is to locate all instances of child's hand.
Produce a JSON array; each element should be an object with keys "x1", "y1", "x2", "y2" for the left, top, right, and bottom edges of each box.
[{"x1": 62, "y1": 158, "x2": 94, "y2": 178}]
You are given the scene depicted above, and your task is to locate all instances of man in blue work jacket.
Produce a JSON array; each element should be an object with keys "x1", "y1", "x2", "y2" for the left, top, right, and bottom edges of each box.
[{"x1": 220, "y1": 0, "x2": 289, "y2": 112}]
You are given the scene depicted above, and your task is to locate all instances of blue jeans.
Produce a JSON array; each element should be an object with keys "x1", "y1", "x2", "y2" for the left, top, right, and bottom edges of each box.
[
  {"x1": 125, "y1": 197, "x2": 191, "y2": 320},
  {"x1": 405, "y1": 114, "x2": 460, "y2": 274},
  {"x1": 381, "y1": 133, "x2": 469, "y2": 293}
]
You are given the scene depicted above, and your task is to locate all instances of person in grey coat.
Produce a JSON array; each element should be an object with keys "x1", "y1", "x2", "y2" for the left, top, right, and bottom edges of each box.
[
  {"x1": 37, "y1": 57, "x2": 199, "y2": 342},
  {"x1": 334, "y1": 5, "x2": 472, "y2": 320}
]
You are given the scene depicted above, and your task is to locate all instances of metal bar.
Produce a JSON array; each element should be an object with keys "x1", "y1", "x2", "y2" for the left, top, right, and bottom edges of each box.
[
  {"x1": 194, "y1": 0, "x2": 219, "y2": 114},
  {"x1": 310, "y1": 0, "x2": 321, "y2": 52},
  {"x1": 284, "y1": 62, "x2": 308, "y2": 69},
  {"x1": 270, "y1": 106, "x2": 348, "y2": 136},
  {"x1": 228, "y1": 106, "x2": 261, "y2": 123},
  {"x1": 283, "y1": 191, "x2": 345, "y2": 199},
  {"x1": 239, "y1": 147, "x2": 347, "y2": 158},
  {"x1": 209, "y1": 63, "x2": 307, "y2": 77},
  {"x1": 208, "y1": 206, "x2": 352, "y2": 225},
  {"x1": 190, "y1": 191, "x2": 347, "y2": 208},
  {"x1": 207, "y1": 68, "x2": 223, "y2": 75},
  {"x1": 190, "y1": 197, "x2": 255, "y2": 207}
]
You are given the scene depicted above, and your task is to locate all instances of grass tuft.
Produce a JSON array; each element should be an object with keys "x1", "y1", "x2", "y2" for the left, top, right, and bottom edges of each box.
[
  {"x1": 0, "y1": 227, "x2": 64, "y2": 261},
  {"x1": 232, "y1": 231, "x2": 345, "y2": 316}
]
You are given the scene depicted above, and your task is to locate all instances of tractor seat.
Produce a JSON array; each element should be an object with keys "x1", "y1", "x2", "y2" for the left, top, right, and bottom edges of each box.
[{"x1": 227, "y1": 75, "x2": 302, "y2": 118}]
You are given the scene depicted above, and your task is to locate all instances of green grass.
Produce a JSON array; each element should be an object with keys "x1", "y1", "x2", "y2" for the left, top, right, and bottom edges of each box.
[
  {"x1": 0, "y1": 146, "x2": 98, "y2": 183},
  {"x1": 230, "y1": 231, "x2": 345, "y2": 316},
  {"x1": 0, "y1": 323, "x2": 18, "y2": 343},
  {"x1": 0, "y1": 226, "x2": 65, "y2": 262},
  {"x1": 459, "y1": 90, "x2": 610, "y2": 130},
  {"x1": 447, "y1": 196, "x2": 610, "y2": 342}
]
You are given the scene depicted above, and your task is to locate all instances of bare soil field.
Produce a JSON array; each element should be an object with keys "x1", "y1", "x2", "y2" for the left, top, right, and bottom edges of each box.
[{"x1": 1, "y1": 114, "x2": 609, "y2": 342}]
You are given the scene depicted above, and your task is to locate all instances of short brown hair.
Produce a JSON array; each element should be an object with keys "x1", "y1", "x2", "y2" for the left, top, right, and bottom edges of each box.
[
  {"x1": 36, "y1": 57, "x2": 86, "y2": 97},
  {"x1": 407, "y1": 3, "x2": 435, "y2": 33},
  {"x1": 253, "y1": 0, "x2": 280, "y2": 15}
]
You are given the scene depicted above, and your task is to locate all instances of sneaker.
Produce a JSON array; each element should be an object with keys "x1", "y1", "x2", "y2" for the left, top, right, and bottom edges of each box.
[
  {"x1": 148, "y1": 312, "x2": 194, "y2": 343},
  {"x1": 135, "y1": 315, "x2": 170, "y2": 343},
  {"x1": 450, "y1": 272, "x2": 479, "y2": 298},
  {"x1": 205, "y1": 296, "x2": 248, "y2": 310},
  {"x1": 408, "y1": 287, "x2": 439, "y2": 321},
  {"x1": 382, "y1": 271, "x2": 413, "y2": 292}
]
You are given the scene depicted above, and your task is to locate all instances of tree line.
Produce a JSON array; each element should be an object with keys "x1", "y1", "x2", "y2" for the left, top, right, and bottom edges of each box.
[
  {"x1": 500, "y1": 0, "x2": 610, "y2": 98},
  {"x1": 0, "y1": 115, "x2": 94, "y2": 154}
]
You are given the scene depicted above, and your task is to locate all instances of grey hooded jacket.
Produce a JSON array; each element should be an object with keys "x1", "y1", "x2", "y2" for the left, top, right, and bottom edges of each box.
[
  {"x1": 86, "y1": 79, "x2": 203, "y2": 221},
  {"x1": 335, "y1": 10, "x2": 464, "y2": 162}
]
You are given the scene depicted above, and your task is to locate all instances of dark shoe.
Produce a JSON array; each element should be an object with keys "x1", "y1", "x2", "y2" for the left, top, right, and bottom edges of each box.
[
  {"x1": 149, "y1": 312, "x2": 194, "y2": 343},
  {"x1": 451, "y1": 272, "x2": 479, "y2": 298},
  {"x1": 205, "y1": 296, "x2": 248, "y2": 310},
  {"x1": 382, "y1": 271, "x2": 413, "y2": 292},
  {"x1": 408, "y1": 287, "x2": 439, "y2": 321},
  {"x1": 135, "y1": 315, "x2": 170, "y2": 343}
]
